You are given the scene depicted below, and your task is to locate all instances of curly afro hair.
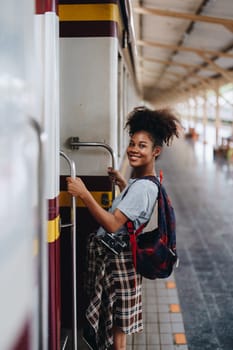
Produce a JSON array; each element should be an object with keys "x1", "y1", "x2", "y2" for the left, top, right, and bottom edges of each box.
[{"x1": 125, "y1": 106, "x2": 181, "y2": 147}]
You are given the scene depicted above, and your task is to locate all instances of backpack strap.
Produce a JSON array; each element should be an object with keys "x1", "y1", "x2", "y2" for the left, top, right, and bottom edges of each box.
[
  {"x1": 126, "y1": 221, "x2": 145, "y2": 269},
  {"x1": 125, "y1": 175, "x2": 160, "y2": 270},
  {"x1": 159, "y1": 169, "x2": 163, "y2": 184}
]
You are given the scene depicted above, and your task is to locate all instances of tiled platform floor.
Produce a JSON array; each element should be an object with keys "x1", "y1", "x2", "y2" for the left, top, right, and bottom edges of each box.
[{"x1": 127, "y1": 274, "x2": 188, "y2": 350}]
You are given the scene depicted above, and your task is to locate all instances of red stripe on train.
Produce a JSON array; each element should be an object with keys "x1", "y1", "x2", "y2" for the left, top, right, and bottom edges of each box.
[
  {"x1": 12, "y1": 321, "x2": 30, "y2": 350},
  {"x1": 35, "y1": 0, "x2": 58, "y2": 14}
]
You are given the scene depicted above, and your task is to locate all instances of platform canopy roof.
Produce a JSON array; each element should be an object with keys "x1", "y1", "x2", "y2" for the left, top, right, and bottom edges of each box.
[{"x1": 130, "y1": 0, "x2": 233, "y2": 105}]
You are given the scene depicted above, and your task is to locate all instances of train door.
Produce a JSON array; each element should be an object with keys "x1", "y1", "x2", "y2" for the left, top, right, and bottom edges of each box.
[
  {"x1": 59, "y1": 144, "x2": 115, "y2": 348},
  {"x1": 58, "y1": 1, "x2": 134, "y2": 346}
]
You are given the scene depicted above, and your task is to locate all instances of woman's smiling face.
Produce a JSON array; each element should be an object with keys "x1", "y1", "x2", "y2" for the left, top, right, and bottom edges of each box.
[{"x1": 127, "y1": 131, "x2": 160, "y2": 171}]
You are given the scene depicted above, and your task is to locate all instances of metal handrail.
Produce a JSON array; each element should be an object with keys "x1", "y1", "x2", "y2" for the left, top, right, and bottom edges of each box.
[
  {"x1": 60, "y1": 151, "x2": 77, "y2": 350},
  {"x1": 28, "y1": 117, "x2": 48, "y2": 350},
  {"x1": 68, "y1": 139, "x2": 116, "y2": 200}
]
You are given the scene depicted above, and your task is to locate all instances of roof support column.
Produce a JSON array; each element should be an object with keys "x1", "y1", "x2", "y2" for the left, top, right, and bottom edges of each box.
[
  {"x1": 193, "y1": 96, "x2": 198, "y2": 129},
  {"x1": 202, "y1": 90, "x2": 207, "y2": 144},
  {"x1": 214, "y1": 83, "x2": 221, "y2": 147},
  {"x1": 187, "y1": 98, "x2": 192, "y2": 129},
  {"x1": 232, "y1": 116, "x2": 233, "y2": 137}
]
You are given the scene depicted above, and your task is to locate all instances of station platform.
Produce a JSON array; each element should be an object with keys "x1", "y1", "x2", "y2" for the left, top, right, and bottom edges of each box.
[
  {"x1": 158, "y1": 136, "x2": 233, "y2": 350},
  {"x1": 78, "y1": 134, "x2": 233, "y2": 350}
]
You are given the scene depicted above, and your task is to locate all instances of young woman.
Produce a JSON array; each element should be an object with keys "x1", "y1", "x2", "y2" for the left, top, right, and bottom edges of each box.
[{"x1": 67, "y1": 106, "x2": 181, "y2": 350}]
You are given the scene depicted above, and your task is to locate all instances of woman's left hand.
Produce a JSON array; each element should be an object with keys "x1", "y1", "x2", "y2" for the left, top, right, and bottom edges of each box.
[{"x1": 107, "y1": 167, "x2": 127, "y2": 191}]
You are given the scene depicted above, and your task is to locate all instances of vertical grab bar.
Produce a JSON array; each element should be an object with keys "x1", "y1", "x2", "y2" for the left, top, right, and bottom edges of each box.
[
  {"x1": 59, "y1": 151, "x2": 77, "y2": 350},
  {"x1": 68, "y1": 140, "x2": 117, "y2": 200},
  {"x1": 28, "y1": 117, "x2": 48, "y2": 350}
]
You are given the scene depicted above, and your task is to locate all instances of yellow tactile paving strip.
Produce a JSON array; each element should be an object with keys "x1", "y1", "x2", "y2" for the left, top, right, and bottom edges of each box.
[
  {"x1": 170, "y1": 304, "x2": 181, "y2": 313},
  {"x1": 174, "y1": 333, "x2": 187, "y2": 345},
  {"x1": 166, "y1": 281, "x2": 176, "y2": 289}
]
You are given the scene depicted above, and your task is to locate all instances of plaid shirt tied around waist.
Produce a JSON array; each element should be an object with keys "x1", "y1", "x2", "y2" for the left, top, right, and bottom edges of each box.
[{"x1": 85, "y1": 233, "x2": 143, "y2": 350}]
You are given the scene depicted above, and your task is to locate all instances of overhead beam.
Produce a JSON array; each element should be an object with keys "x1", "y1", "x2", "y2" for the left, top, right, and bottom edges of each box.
[
  {"x1": 219, "y1": 92, "x2": 233, "y2": 108},
  {"x1": 137, "y1": 39, "x2": 233, "y2": 59},
  {"x1": 141, "y1": 67, "x2": 185, "y2": 79},
  {"x1": 161, "y1": 70, "x2": 184, "y2": 78},
  {"x1": 182, "y1": 67, "x2": 217, "y2": 85},
  {"x1": 153, "y1": 0, "x2": 213, "y2": 100},
  {"x1": 198, "y1": 53, "x2": 233, "y2": 82},
  {"x1": 139, "y1": 56, "x2": 215, "y2": 71},
  {"x1": 192, "y1": 80, "x2": 233, "y2": 109},
  {"x1": 139, "y1": 65, "x2": 231, "y2": 102},
  {"x1": 224, "y1": 24, "x2": 233, "y2": 33},
  {"x1": 166, "y1": 70, "x2": 208, "y2": 86},
  {"x1": 139, "y1": 39, "x2": 233, "y2": 86},
  {"x1": 134, "y1": 6, "x2": 233, "y2": 33},
  {"x1": 148, "y1": 69, "x2": 230, "y2": 102},
  {"x1": 168, "y1": 70, "x2": 230, "y2": 101},
  {"x1": 140, "y1": 66, "x2": 204, "y2": 84},
  {"x1": 154, "y1": 61, "x2": 224, "y2": 99},
  {"x1": 140, "y1": 69, "x2": 200, "y2": 93}
]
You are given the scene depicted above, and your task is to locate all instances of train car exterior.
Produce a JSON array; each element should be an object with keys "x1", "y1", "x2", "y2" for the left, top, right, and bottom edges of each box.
[
  {"x1": 0, "y1": 0, "x2": 141, "y2": 349},
  {"x1": 59, "y1": 1, "x2": 141, "y2": 348},
  {"x1": 1, "y1": 0, "x2": 50, "y2": 349}
]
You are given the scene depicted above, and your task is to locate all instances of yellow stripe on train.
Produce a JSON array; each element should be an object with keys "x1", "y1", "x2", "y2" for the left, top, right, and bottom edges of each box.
[
  {"x1": 59, "y1": 191, "x2": 112, "y2": 208},
  {"x1": 59, "y1": 3, "x2": 119, "y2": 22},
  {"x1": 47, "y1": 215, "x2": 60, "y2": 243}
]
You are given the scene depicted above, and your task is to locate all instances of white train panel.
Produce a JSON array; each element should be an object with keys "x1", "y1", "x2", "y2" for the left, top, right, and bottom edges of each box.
[{"x1": 60, "y1": 37, "x2": 118, "y2": 175}]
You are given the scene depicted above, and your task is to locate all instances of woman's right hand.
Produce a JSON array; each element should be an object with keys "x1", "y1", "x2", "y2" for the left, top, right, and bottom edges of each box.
[
  {"x1": 66, "y1": 177, "x2": 88, "y2": 198},
  {"x1": 107, "y1": 167, "x2": 127, "y2": 191},
  {"x1": 67, "y1": 174, "x2": 128, "y2": 233}
]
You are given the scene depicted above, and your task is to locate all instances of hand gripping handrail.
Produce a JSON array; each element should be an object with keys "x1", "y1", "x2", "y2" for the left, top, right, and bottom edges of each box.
[
  {"x1": 59, "y1": 151, "x2": 78, "y2": 350},
  {"x1": 68, "y1": 139, "x2": 116, "y2": 200},
  {"x1": 28, "y1": 117, "x2": 48, "y2": 350}
]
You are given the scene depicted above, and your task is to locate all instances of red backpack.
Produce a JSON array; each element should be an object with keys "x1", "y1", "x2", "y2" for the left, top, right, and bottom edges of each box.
[{"x1": 126, "y1": 175, "x2": 178, "y2": 280}]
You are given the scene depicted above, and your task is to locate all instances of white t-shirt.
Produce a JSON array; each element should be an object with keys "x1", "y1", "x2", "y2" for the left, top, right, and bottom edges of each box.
[{"x1": 97, "y1": 178, "x2": 158, "y2": 236}]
